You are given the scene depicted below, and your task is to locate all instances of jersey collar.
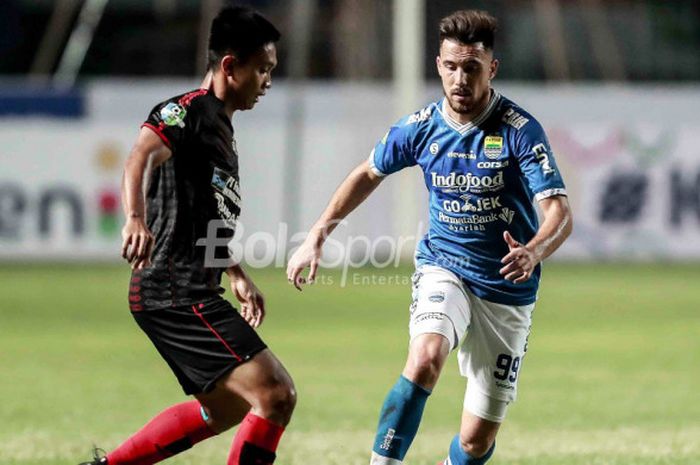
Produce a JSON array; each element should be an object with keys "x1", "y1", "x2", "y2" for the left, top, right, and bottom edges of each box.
[{"x1": 437, "y1": 90, "x2": 501, "y2": 135}]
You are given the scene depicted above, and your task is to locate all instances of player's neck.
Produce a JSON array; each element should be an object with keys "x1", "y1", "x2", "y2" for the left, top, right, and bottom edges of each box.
[
  {"x1": 204, "y1": 72, "x2": 236, "y2": 119},
  {"x1": 445, "y1": 89, "x2": 493, "y2": 125}
]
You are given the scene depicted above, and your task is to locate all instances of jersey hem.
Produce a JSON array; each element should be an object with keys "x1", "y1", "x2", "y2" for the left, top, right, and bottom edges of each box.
[
  {"x1": 414, "y1": 259, "x2": 538, "y2": 306},
  {"x1": 466, "y1": 286, "x2": 538, "y2": 306},
  {"x1": 367, "y1": 151, "x2": 388, "y2": 177},
  {"x1": 534, "y1": 188, "x2": 567, "y2": 202}
]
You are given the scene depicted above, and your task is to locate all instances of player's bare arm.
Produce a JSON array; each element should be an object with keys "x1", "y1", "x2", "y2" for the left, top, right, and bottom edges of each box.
[
  {"x1": 226, "y1": 263, "x2": 266, "y2": 328},
  {"x1": 286, "y1": 159, "x2": 383, "y2": 290},
  {"x1": 500, "y1": 195, "x2": 573, "y2": 283},
  {"x1": 120, "y1": 127, "x2": 172, "y2": 269}
]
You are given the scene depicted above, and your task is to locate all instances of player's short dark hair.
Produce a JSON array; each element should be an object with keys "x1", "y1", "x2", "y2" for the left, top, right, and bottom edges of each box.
[
  {"x1": 439, "y1": 10, "x2": 498, "y2": 50},
  {"x1": 208, "y1": 5, "x2": 281, "y2": 69}
]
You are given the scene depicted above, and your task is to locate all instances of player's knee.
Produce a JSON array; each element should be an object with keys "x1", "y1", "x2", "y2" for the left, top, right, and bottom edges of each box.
[
  {"x1": 273, "y1": 381, "x2": 297, "y2": 419},
  {"x1": 257, "y1": 380, "x2": 297, "y2": 425},
  {"x1": 459, "y1": 433, "x2": 493, "y2": 459},
  {"x1": 406, "y1": 340, "x2": 447, "y2": 386},
  {"x1": 412, "y1": 351, "x2": 443, "y2": 380}
]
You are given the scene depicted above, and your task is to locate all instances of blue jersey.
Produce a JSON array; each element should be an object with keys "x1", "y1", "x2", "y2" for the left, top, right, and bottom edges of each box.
[{"x1": 369, "y1": 92, "x2": 567, "y2": 305}]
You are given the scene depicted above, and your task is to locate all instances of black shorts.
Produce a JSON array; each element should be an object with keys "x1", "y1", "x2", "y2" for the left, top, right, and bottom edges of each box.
[{"x1": 132, "y1": 297, "x2": 267, "y2": 395}]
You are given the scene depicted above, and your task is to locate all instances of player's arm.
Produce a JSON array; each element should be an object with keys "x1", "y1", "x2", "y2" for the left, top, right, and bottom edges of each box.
[
  {"x1": 226, "y1": 263, "x2": 266, "y2": 328},
  {"x1": 121, "y1": 127, "x2": 172, "y2": 269},
  {"x1": 286, "y1": 159, "x2": 384, "y2": 290},
  {"x1": 500, "y1": 195, "x2": 573, "y2": 283}
]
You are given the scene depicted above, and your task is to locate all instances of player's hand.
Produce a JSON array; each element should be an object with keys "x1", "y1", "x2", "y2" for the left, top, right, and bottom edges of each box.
[
  {"x1": 121, "y1": 216, "x2": 155, "y2": 270},
  {"x1": 286, "y1": 238, "x2": 322, "y2": 291},
  {"x1": 230, "y1": 274, "x2": 266, "y2": 328},
  {"x1": 499, "y1": 231, "x2": 539, "y2": 284}
]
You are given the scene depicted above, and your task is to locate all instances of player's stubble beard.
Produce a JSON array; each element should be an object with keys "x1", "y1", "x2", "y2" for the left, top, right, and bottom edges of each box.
[{"x1": 443, "y1": 87, "x2": 491, "y2": 119}]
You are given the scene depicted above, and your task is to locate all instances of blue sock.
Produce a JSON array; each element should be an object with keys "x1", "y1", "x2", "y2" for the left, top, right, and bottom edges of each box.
[
  {"x1": 448, "y1": 434, "x2": 495, "y2": 465},
  {"x1": 371, "y1": 375, "x2": 431, "y2": 461}
]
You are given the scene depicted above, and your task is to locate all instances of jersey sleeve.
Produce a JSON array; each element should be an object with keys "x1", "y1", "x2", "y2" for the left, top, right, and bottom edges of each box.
[
  {"x1": 368, "y1": 118, "x2": 417, "y2": 177},
  {"x1": 141, "y1": 100, "x2": 193, "y2": 151},
  {"x1": 513, "y1": 119, "x2": 567, "y2": 201}
]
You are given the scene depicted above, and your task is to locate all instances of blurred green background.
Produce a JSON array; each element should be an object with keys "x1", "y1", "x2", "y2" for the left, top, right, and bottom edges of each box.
[{"x1": 1, "y1": 263, "x2": 698, "y2": 465}]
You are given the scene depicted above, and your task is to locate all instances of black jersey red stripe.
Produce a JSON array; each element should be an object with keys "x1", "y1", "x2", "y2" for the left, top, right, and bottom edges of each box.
[{"x1": 131, "y1": 89, "x2": 240, "y2": 311}]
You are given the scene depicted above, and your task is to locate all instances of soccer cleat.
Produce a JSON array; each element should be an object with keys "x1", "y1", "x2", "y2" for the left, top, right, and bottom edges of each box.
[{"x1": 78, "y1": 447, "x2": 108, "y2": 465}]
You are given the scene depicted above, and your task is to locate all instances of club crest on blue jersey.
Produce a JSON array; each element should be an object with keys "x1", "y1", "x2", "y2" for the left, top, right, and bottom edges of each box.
[
  {"x1": 160, "y1": 102, "x2": 187, "y2": 128},
  {"x1": 484, "y1": 135, "x2": 504, "y2": 159}
]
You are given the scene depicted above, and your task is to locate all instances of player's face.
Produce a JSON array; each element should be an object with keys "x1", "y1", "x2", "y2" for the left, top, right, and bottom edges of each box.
[
  {"x1": 231, "y1": 42, "x2": 278, "y2": 110},
  {"x1": 436, "y1": 39, "x2": 498, "y2": 118}
]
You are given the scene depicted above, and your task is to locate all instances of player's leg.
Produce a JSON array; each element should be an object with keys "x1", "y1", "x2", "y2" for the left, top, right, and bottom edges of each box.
[
  {"x1": 196, "y1": 348, "x2": 295, "y2": 465},
  {"x1": 89, "y1": 398, "x2": 238, "y2": 465},
  {"x1": 441, "y1": 397, "x2": 502, "y2": 465},
  {"x1": 370, "y1": 266, "x2": 470, "y2": 465},
  {"x1": 97, "y1": 350, "x2": 294, "y2": 465},
  {"x1": 370, "y1": 334, "x2": 448, "y2": 465},
  {"x1": 89, "y1": 299, "x2": 292, "y2": 465},
  {"x1": 439, "y1": 295, "x2": 535, "y2": 465}
]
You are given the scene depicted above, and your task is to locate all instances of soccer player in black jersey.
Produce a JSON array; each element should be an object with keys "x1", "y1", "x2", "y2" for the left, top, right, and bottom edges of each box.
[{"x1": 79, "y1": 6, "x2": 295, "y2": 465}]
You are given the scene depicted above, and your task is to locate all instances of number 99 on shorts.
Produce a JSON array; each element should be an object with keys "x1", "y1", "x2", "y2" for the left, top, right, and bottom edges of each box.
[{"x1": 493, "y1": 353, "x2": 520, "y2": 383}]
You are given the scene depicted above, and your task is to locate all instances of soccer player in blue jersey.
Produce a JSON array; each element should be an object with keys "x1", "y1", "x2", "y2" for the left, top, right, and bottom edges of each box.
[{"x1": 287, "y1": 9, "x2": 572, "y2": 465}]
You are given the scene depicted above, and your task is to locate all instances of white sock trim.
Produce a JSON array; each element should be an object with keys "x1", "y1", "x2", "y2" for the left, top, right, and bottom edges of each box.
[{"x1": 370, "y1": 451, "x2": 403, "y2": 465}]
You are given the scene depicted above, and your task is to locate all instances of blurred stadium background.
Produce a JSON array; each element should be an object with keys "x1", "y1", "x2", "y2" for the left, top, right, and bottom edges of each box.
[{"x1": 1, "y1": 1, "x2": 699, "y2": 465}]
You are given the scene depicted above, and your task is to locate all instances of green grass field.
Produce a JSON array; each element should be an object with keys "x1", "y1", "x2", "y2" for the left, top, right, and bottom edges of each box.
[{"x1": 1, "y1": 263, "x2": 699, "y2": 465}]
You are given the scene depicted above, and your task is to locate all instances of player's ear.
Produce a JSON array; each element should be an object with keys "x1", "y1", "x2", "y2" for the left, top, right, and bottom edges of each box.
[
  {"x1": 489, "y1": 58, "x2": 499, "y2": 80},
  {"x1": 436, "y1": 55, "x2": 442, "y2": 76},
  {"x1": 221, "y1": 55, "x2": 236, "y2": 78}
]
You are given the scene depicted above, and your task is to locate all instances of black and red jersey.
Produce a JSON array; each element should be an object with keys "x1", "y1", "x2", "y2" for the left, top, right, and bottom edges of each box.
[{"x1": 129, "y1": 89, "x2": 241, "y2": 311}]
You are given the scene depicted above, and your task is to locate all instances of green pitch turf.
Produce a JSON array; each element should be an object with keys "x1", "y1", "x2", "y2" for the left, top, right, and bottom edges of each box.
[{"x1": 1, "y1": 263, "x2": 698, "y2": 465}]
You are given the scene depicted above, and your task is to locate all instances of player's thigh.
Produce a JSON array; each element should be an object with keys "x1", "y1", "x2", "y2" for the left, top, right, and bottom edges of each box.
[
  {"x1": 458, "y1": 296, "x2": 535, "y2": 403},
  {"x1": 196, "y1": 349, "x2": 296, "y2": 427},
  {"x1": 213, "y1": 349, "x2": 296, "y2": 408},
  {"x1": 408, "y1": 265, "x2": 470, "y2": 351}
]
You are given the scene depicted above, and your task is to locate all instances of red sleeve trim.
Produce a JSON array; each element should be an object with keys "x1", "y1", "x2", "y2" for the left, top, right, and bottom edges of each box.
[
  {"x1": 141, "y1": 122, "x2": 171, "y2": 148},
  {"x1": 178, "y1": 88, "x2": 209, "y2": 107}
]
